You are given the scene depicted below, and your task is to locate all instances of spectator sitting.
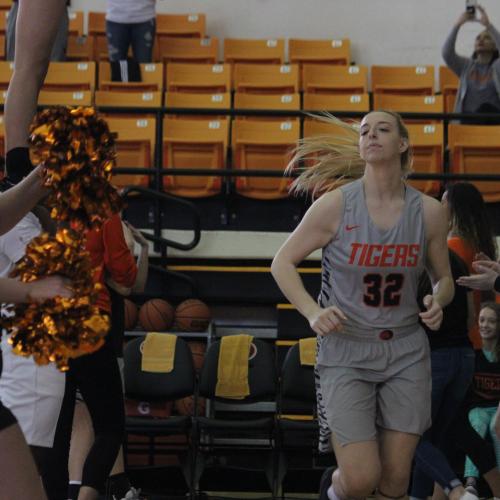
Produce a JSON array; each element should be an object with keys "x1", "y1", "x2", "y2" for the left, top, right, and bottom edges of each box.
[{"x1": 442, "y1": 5, "x2": 500, "y2": 118}]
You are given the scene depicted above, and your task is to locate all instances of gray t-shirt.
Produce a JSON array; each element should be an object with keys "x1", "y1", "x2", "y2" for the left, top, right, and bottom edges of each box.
[
  {"x1": 106, "y1": 0, "x2": 156, "y2": 24},
  {"x1": 462, "y1": 62, "x2": 500, "y2": 112}
]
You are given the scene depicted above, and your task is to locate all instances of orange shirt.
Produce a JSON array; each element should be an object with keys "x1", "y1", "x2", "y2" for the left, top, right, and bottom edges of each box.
[
  {"x1": 85, "y1": 214, "x2": 138, "y2": 312},
  {"x1": 447, "y1": 236, "x2": 481, "y2": 348}
]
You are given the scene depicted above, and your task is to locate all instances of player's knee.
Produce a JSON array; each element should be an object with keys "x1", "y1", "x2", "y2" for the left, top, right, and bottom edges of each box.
[
  {"x1": 378, "y1": 468, "x2": 411, "y2": 499},
  {"x1": 341, "y1": 465, "x2": 380, "y2": 498}
]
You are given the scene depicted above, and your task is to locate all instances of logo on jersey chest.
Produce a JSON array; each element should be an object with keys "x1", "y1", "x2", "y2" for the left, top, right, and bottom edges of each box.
[{"x1": 348, "y1": 243, "x2": 420, "y2": 267}]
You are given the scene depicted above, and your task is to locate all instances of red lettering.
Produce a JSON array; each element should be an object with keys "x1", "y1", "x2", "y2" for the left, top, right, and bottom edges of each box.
[
  {"x1": 393, "y1": 245, "x2": 409, "y2": 267},
  {"x1": 366, "y1": 244, "x2": 383, "y2": 266},
  {"x1": 349, "y1": 243, "x2": 363, "y2": 265},
  {"x1": 379, "y1": 245, "x2": 396, "y2": 267},
  {"x1": 358, "y1": 243, "x2": 369, "y2": 266},
  {"x1": 407, "y1": 244, "x2": 420, "y2": 267}
]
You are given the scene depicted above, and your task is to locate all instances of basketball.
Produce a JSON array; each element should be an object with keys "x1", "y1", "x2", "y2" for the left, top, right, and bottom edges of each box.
[
  {"x1": 124, "y1": 299, "x2": 138, "y2": 330},
  {"x1": 174, "y1": 396, "x2": 206, "y2": 417},
  {"x1": 138, "y1": 299, "x2": 175, "y2": 331},
  {"x1": 174, "y1": 299, "x2": 211, "y2": 332},
  {"x1": 187, "y1": 341, "x2": 206, "y2": 373}
]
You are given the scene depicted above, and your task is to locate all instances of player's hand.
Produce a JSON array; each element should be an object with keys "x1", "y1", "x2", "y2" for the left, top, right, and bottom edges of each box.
[
  {"x1": 27, "y1": 276, "x2": 73, "y2": 303},
  {"x1": 456, "y1": 260, "x2": 500, "y2": 290},
  {"x1": 308, "y1": 305, "x2": 347, "y2": 336},
  {"x1": 419, "y1": 295, "x2": 443, "y2": 331}
]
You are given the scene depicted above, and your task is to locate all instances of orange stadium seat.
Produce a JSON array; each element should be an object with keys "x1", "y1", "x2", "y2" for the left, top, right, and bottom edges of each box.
[
  {"x1": 66, "y1": 34, "x2": 94, "y2": 61},
  {"x1": 0, "y1": 0, "x2": 10, "y2": 11},
  {"x1": 406, "y1": 123, "x2": 443, "y2": 196},
  {"x1": 0, "y1": 9, "x2": 7, "y2": 34},
  {"x1": 231, "y1": 119, "x2": 300, "y2": 199},
  {"x1": 68, "y1": 11, "x2": 84, "y2": 36},
  {"x1": 165, "y1": 91, "x2": 230, "y2": 110},
  {"x1": 373, "y1": 94, "x2": 444, "y2": 119},
  {"x1": 303, "y1": 117, "x2": 358, "y2": 140},
  {"x1": 302, "y1": 64, "x2": 367, "y2": 94},
  {"x1": 88, "y1": 11, "x2": 108, "y2": 60},
  {"x1": 224, "y1": 39, "x2": 285, "y2": 65},
  {"x1": 233, "y1": 64, "x2": 299, "y2": 94},
  {"x1": 439, "y1": 65, "x2": 459, "y2": 113},
  {"x1": 5, "y1": 62, "x2": 95, "y2": 106},
  {"x1": 158, "y1": 36, "x2": 218, "y2": 64},
  {"x1": 156, "y1": 13, "x2": 206, "y2": 38},
  {"x1": 0, "y1": 34, "x2": 4, "y2": 59},
  {"x1": 303, "y1": 93, "x2": 370, "y2": 113},
  {"x1": 95, "y1": 90, "x2": 162, "y2": 108},
  {"x1": 0, "y1": 60, "x2": 12, "y2": 91},
  {"x1": 0, "y1": 115, "x2": 5, "y2": 156},
  {"x1": 448, "y1": 124, "x2": 500, "y2": 202},
  {"x1": 105, "y1": 115, "x2": 156, "y2": 189},
  {"x1": 371, "y1": 65, "x2": 435, "y2": 96},
  {"x1": 163, "y1": 117, "x2": 229, "y2": 197},
  {"x1": 289, "y1": 39, "x2": 350, "y2": 84},
  {"x1": 165, "y1": 63, "x2": 231, "y2": 93},
  {"x1": 234, "y1": 92, "x2": 300, "y2": 117},
  {"x1": 98, "y1": 62, "x2": 163, "y2": 91}
]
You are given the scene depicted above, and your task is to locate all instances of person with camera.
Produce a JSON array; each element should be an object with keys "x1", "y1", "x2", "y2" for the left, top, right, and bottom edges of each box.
[{"x1": 442, "y1": 4, "x2": 500, "y2": 116}]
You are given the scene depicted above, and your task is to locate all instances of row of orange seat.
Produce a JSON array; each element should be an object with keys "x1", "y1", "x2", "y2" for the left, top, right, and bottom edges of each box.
[
  {"x1": 7, "y1": 115, "x2": 487, "y2": 202},
  {"x1": 0, "y1": 61, "x2": 460, "y2": 112}
]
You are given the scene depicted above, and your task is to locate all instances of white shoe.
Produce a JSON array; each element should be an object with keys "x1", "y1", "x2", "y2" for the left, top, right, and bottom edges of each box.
[
  {"x1": 113, "y1": 487, "x2": 142, "y2": 500},
  {"x1": 460, "y1": 491, "x2": 479, "y2": 500}
]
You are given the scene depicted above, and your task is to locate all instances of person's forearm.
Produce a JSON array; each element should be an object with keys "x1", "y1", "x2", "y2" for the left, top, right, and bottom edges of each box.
[
  {"x1": 433, "y1": 276, "x2": 454, "y2": 308},
  {"x1": 132, "y1": 246, "x2": 149, "y2": 293},
  {"x1": 0, "y1": 167, "x2": 47, "y2": 235},
  {"x1": 271, "y1": 259, "x2": 320, "y2": 321},
  {"x1": 442, "y1": 24, "x2": 467, "y2": 76}
]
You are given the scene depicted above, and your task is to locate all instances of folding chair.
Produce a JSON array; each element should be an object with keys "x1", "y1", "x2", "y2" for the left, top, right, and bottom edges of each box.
[
  {"x1": 165, "y1": 91, "x2": 230, "y2": 111},
  {"x1": 163, "y1": 117, "x2": 229, "y2": 197},
  {"x1": 224, "y1": 38, "x2": 285, "y2": 65},
  {"x1": 303, "y1": 93, "x2": 370, "y2": 113},
  {"x1": 302, "y1": 64, "x2": 367, "y2": 94},
  {"x1": 123, "y1": 336, "x2": 196, "y2": 496},
  {"x1": 158, "y1": 37, "x2": 218, "y2": 65},
  {"x1": 156, "y1": 13, "x2": 206, "y2": 38},
  {"x1": 371, "y1": 65, "x2": 435, "y2": 96},
  {"x1": 193, "y1": 337, "x2": 277, "y2": 495},
  {"x1": 233, "y1": 64, "x2": 299, "y2": 94},
  {"x1": 448, "y1": 123, "x2": 500, "y2": 202},
  {"x1": 166, "y1": 63, "x2": 231, "y2": 93},
  {"x1": 232, "y1": 119, "x2": 300, "y2": 199}
]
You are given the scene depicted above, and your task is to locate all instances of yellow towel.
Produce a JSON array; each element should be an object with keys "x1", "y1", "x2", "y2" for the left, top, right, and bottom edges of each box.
[
  {"x1": 215, "y1": 334, "x2": 253, "y2": 399},
  {"x1": 299, "y1": 338, "x2": 316, "y2": 366},
  {"x1": 141, "y1": 333, "x2": 177, "y2": 373}
]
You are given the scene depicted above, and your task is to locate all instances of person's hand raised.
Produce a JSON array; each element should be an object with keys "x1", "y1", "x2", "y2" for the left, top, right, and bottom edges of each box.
[{"x1": 477, "y1": 5, "x2": 491, "y2": 27}]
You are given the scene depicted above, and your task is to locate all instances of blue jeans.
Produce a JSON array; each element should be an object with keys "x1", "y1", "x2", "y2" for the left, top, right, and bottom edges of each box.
[
  {"x1": 410, "y1": 346, "x2": 475, "y2": 499},
  {"x1": 106, "y1": 19, "x2": 156, "y2": 62}
]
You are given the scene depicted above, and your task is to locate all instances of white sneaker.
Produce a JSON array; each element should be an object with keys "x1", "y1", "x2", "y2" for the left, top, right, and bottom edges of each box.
[
  {"x1": 460, "y1": 491, "x2": 479, "y2": 500},
  {"x1": 113, "y1": 487, "x2": 142, "y2": 500}
]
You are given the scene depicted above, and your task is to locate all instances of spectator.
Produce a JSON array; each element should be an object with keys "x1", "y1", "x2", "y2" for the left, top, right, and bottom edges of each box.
[
  {"x1": 6, "y1": 0, "x2": 70, "y2": 62},
  {"x1": 461, "y1": 302, "x2": 500, "y2": 496},
  {"x1": 442, "y1": 182, "x2": 497, "y2": 348},
  {"x1": 442, "y1": 5, "x2": 500, "y2": 116},
  {"x1": 106, "y1": 0, "x2": 157, "y2": 63},
  {"x1": 410, "y1": 250, "x2": 477, "y2": 500}
]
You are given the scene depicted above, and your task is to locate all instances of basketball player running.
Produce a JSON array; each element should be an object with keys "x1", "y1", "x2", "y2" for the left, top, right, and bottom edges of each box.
[{"x1": 272, "y1": 111, "x2": 454, "y2": 500}]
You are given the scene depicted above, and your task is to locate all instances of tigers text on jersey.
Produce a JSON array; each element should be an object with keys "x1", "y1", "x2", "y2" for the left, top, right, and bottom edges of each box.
[{"x1": 319, "y1": 179, "x2": 426, "y2": 334}]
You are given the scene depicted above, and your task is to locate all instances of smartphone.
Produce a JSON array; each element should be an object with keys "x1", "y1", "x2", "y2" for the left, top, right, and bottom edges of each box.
[{"x1": 466, "y1": 0, "x2": 477, "y2": 15}]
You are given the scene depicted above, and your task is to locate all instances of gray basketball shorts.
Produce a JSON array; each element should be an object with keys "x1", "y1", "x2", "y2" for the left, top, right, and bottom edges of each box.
[{"x1": 316, "y1": 327, "x2": 431, "y2": 446}]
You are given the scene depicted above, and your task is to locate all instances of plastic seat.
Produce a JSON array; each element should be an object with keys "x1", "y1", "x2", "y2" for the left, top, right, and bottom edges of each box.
[
  {"x1": 36, "y1": 61, "x2": 96, "y2": 105},
  {"x1": 231, "y1": 119, "x2": 300, "y2": 199},
  {"x1": 163, "y1": 117, "x2": 229, "y2": 197},
  {"x1": 303, "y1": 117, "x2": 358, "y2": 140},
  {"x1": 234, "y1": 92, "x2": 300, "y2": 119},
  {"x1": 68, "y1": 11, "x2": 84, "y2": 36},
  {"x1": 95, "y1": 90, "x2": 162, "y2": 108},
  {"x1": 0, "y1": 0, "x2": 10, "y2": 11},
  {"x1": 0, "y1": 114, "x2": 5, "y2": 156},
  {"x1": 0, "y1": 9, "x2": 7, "y2": 34},
  {"x1": 66, "y1": 34, "x2": 94, "y2": 61},
  {"x1": 303, "y1": 93, "x2": 370, "y2": 113},
  {"x1": 302, "y1": 64, "x2": 367, "y2": 94},
  {"x1": 158, "y1": 36, "x2": 218, "y2": 64},
  {"x1": 373, "y1": 94, "x2": 443, "y2": 121},
  {"x1": 166, "y1": 63, "x2": 231, "y2": 93},
  {"x1": 448, "y1": 123, "x2": 500, "y2": 202},
  {"x1": 156, "y1": 13, "x2": 205, "y2": 38},
  {"x1": 233, "y1": 64, "x2": 299, "y2": 94},
  {"x1": 98, "y1": 62, "x2": 163, "y2": 91},
  {"x1": 165, "y1": 91, "x2": 230, "y2": 110},
  {"x1": 0, "y1": 61, "x2": 12, "y2": 91},
  {"x1": 371, "y1": 65, "x2": 435, "y2": 96},
  {"x1": 439, "y1": 65, "x2": 459, "y2": 113},
  {"x1": 406, "y1": 123, "x2": 443, "y2": 196},
  {"x1": 88, "y1": 11, "x2": 108, "y2": 60},
  {"x1": 224, "y1": 38, "x2": 285, "y2": 65},
  {"x1": 105, "y1": 115, "x2": 156, "y2": 189}
]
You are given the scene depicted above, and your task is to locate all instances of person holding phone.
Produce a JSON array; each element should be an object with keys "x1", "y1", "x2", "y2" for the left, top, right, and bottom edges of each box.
[{"x1": 442, "y1": 4, "x2": 500, "y2": 115}]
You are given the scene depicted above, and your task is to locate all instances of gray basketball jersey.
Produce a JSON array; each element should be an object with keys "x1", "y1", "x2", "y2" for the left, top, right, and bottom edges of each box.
[{"x1": 318, "y1": 178, "x2": 426, "y2": 336}]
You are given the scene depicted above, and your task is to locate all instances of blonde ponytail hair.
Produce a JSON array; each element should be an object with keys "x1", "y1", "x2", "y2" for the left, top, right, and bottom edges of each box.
[{"x1": 287, "y1": 111, "x2": 413, "y2": 198}]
